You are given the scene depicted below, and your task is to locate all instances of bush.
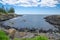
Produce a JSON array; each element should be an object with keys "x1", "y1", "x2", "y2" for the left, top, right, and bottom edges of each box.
[
  {"x1": 32, "y1": 36, "x2": 48, "y2": 40},
  {"x1": 0, "y1": 30, "x2": 9, "y2": 40}
]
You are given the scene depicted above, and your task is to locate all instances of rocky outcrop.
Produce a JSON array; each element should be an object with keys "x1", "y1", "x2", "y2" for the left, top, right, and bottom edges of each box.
[
  {"x1": 44, "y1": 15, "x2": 60, "y2": 25},
  {"x1": 0, "y1": 13, "x2": 22, "y2": 21},
  {"x1": 4, "y1": 28, "x2": 16, "y2": 40},
  {"x1": 44, "y1": 15, "x2": 60, "y2": 31}
]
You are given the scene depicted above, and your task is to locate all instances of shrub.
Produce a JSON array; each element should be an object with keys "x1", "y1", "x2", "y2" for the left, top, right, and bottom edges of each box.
[
  {"x1": 32, "y1": 36, "x2": 48, "y2": 40},
  {"x1": 0, "y1": 30, "x2": 9, "y2": 40}
]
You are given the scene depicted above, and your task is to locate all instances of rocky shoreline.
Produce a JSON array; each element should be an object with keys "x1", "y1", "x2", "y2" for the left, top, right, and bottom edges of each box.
[
  {"x1": 0, "y1": 13, "x2": 22, "y2": 22},
  {"x1": 0, "y1": 13, "x2": 23, "y2": 29},
  {"x1": 44, "y1": 15, "x2": 60, "y2": 25},
  {"x1": 44, "y1": 15, "x2": 60, "y2": 32},
  {"x1": 0, "y1": 15, "x2": 60, "y2": 40}
]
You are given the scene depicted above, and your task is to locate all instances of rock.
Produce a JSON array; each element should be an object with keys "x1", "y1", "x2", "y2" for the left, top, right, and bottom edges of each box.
[
  {"x1": 8, "y1": 28, "x2": 16, "y2": 35},
  {"x1": 14, "y1": 31, "x2": 35, "y2": 38},
  {"x1": 44, "y1": 15, "x2": 60, "y2": 25},
  {"x1": 5, "y1": 28, "x2": 16, "y2": 39},
  {"x1": 46, "y1": 33, "x2": 60, "y2": 40},
  {"x1": 0, "y1": 13, "x2": 21, "y2": 22},
  {"x1": 19, "y1": 32, "x2": 27, "y2": 37},
  {"x1": 23, "y1": 32, "x2": 35, "y2": 38},
  {"x1": 44, "y1": 15, "x2": 60, "y2": 31}
]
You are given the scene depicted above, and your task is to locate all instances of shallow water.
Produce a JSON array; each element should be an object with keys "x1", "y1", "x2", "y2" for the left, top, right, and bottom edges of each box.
[{"x1": 3, "y1": 15, "x2": 56, "y2": 30}]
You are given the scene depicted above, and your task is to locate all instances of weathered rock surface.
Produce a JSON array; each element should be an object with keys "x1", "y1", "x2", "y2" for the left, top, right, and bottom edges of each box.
[
  {"x1": 0, "y1": 13, "x2": 22, "y2": 21},
  {"x1": 4, "y1": 28, "x2": 35, "y2": 38},
  {"x1": 44, "y1": 15, "x2": 60, "y2": 32},
  {"x1": 44, "y1": 15, "x2": 60, "y2": 25}
]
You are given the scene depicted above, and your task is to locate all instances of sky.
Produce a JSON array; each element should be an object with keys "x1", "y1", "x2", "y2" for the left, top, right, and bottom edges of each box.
[{"x1": 0, "y1": 0, "x2": 60, "y2": 14}]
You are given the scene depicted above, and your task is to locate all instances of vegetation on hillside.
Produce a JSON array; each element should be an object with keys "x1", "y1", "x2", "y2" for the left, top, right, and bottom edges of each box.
[
  {"x1": 0, "y1": 5, "x2": 16, "y2": 21},
  {"x1": 8, "y1": 7, "x2": 15, "y2": 13},
  {"x1": 0, "y1": 8, "x2": 7, "y2": 14},
  {"x1": 0, "y1": 5, "x2": 15, "y2": 14}
]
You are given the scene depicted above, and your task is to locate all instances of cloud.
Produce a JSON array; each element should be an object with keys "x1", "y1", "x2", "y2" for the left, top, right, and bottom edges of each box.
[
  {"x1": 0, "y1": 0, "x2": 59, "y2": 7},
  {"x1": 40, "y1": 0, "x2": 59, "y2": 7}
]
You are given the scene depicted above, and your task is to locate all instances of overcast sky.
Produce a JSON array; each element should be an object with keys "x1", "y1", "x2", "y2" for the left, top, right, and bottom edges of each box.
[{"x1": 0, "y1": 0, "x2": 60, "y2": 14}]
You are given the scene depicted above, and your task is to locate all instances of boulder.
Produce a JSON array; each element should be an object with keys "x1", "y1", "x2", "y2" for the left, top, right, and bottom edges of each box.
[{"x1": 4, "y1": 28, "x2": 16, "y2": 39}]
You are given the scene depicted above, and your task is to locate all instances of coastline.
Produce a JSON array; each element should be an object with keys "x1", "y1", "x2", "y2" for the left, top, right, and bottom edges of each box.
[{"x1": 0, "y1": 14, "x2": 60, "y2": 40}]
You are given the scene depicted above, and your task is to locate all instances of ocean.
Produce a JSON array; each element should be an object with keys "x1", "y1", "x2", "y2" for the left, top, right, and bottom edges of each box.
[{"x1": 3, "y1": 14, "x2": 56, "y2": 30}]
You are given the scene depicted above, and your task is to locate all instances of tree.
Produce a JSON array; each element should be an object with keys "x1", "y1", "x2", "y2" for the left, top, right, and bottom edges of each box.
[
  {"x1": 0, "y1": 4, "x2": 7, "y2": 14},
  {"x1": 0, "y1": 8, "x2": 7, "y2": 14},
  {"x1": 8, "y1": 7, "x2": 15, "y2": 13},
  {"x1": 0, "y1": 4, "x2": 15, "y2": 14}
]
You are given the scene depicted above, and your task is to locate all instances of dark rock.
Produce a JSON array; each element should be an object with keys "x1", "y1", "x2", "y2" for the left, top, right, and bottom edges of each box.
[
  {"x1": 44, "y1": 15, "x2": 60, "y2": 31},
  {"x1": 44, "y1": 15, "x2": 60, "y2": 25}
]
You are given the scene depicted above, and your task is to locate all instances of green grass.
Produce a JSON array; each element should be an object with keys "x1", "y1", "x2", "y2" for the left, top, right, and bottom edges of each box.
[
  {"x1": 14, "y1": 35, "x2": 49, "y2": 40},
  {"x1": 0, "y1": 30, "x2": 9, "y2": 40},
  {"x1": 0, "y1": 30, "x2": 48, "y2": 40}
]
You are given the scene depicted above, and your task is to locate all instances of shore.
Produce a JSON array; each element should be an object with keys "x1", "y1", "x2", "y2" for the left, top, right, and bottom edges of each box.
[
  {"x1": 0, "y1": 26, "x2": 60, "y2": 40},
  {"x1": 0, "y1": 14, "x2": 60, "y2": 40},
  {"x1": 0, "y1": 13, "x2": 22, "y2": 22}
]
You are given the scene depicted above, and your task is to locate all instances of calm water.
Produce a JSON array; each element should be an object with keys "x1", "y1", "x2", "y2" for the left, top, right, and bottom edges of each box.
[{"x1": 3, "y1": 15, "x2": 56, "y2": 30}]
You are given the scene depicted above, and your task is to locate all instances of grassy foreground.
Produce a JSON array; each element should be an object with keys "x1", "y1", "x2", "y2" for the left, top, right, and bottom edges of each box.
[
  {"x1": 0, "y1": 30, "x2": 48, "y2": 40},
  {"x1": 0, "y1": 30, "x2": 9, "y2": 40},
  {"x1": 14, "y1": 35, "x2": 48, "y2": 40}
]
